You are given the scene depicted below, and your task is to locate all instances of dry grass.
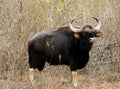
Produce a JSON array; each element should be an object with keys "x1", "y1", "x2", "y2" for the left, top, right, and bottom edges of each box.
[{"x1": 0, "y1": 0, "x2": 120, "y2": 89}]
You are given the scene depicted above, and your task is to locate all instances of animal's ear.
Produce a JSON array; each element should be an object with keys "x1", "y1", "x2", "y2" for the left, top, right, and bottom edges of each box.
[
  {"x1": 96, "y1": 31, "x2": 102, "y2": 37},
  {"x1": 74, "y1": 33, "x2": 80, "y2": 39}
]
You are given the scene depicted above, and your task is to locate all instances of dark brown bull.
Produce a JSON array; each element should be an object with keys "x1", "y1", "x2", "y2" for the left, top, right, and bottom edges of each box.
[{"x1": 28, "y1": 17, "x2": 102, "y2": 86}]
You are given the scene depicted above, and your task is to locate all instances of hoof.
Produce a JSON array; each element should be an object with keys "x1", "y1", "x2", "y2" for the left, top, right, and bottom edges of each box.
[
  {"x1": 73, "y1": 83, "x2": 77, "y2": 87},
  {"x1": 71, "y1": 83, "x2": 78, "y2": 88}
]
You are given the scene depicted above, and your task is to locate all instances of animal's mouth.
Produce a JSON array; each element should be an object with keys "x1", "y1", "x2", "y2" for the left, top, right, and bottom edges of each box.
[{"x1": 89, "y1": 37, "x2": 96, "y2": 43}]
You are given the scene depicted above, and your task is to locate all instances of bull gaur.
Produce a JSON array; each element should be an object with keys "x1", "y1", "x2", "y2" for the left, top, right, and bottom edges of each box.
[{"x1": 28, "y1": 17, "x2": 102, "y2": 86}]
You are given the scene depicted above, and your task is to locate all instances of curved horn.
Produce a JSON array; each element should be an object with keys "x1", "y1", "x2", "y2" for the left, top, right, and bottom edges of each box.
[
  {"x1": 69, "y1": 18, "x2": 82, "y2": 32},
  {"x1": 92, "y1": 17, "x2": 101, "y2": 30}
]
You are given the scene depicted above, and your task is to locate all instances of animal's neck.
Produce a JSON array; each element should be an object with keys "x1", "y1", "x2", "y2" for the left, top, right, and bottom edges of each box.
[{"x1": 77, "y1": 39, "x2": 93, "y2": 52}]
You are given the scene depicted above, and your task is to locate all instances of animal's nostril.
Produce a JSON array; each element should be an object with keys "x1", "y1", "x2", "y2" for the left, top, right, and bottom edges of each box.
[
  {"x1": 89, "y1": 38, "x2": 92, "y2": 40},
  {"x1": 89, "y1": 37, "x2": 96, "y2": 43},
  {"x1": 89, "y1": 38, "x2": 94, "y2": 41}
]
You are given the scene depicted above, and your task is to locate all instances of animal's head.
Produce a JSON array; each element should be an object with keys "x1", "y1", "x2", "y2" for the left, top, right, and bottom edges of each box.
[{"x1": 69, "y1": 17, "x2": 102, "y2": 43}]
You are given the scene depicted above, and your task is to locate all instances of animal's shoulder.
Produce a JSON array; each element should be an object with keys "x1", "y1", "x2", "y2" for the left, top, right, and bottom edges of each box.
[{"x1": 55, "y1": 27, "x2": 73, "y2": 36}]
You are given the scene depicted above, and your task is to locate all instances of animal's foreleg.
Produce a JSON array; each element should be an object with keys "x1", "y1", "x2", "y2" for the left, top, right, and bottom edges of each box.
[
  {"x1": 29, "y1": 68, "x2": 35, "y2": 82},
  {"x1": 71, "y1": 71, "x2": 78, "y2": 87},
  {"x1": 37, "y1": 69, "x2": 42, "y2": 78}
]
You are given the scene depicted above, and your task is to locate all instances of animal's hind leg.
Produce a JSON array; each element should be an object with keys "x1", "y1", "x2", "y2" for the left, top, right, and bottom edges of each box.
[
  {"x1": 29, "y1": 61, "x2": 45, "y2": 82},
  {"x1": 28, "y1": 51, "x2": 46, "y2": 82},
  {"x1": 37, "y1": 60, "x2": 45, "y2": 73}
]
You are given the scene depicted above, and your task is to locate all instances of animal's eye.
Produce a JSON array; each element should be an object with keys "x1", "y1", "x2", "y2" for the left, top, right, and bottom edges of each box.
[
  {"x1": 93, "y1": 32, "x2": 96, "y2": 36},
  {"x1": 83, "y1": 32, "x2": 88, "y2": 36},
  {"x1": 88, "y1": 32, "x2": 95, "y2": 37},
  {"x1": 80, "y1": 32, "x2": 86, "y2": 37}
]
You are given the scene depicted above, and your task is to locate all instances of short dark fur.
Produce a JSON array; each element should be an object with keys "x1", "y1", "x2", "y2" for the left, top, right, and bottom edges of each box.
[{"x1": 28, "y1": 27, "x2": 98, "y2": 71}]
